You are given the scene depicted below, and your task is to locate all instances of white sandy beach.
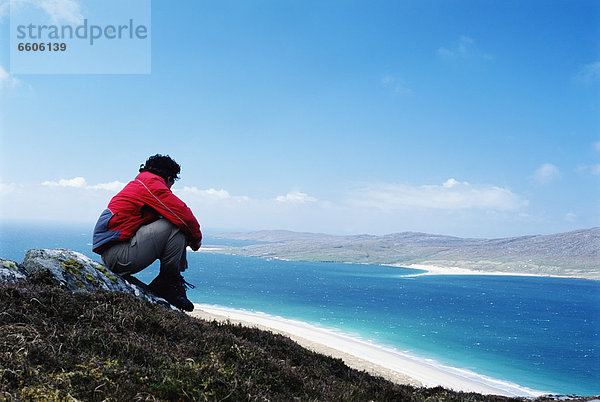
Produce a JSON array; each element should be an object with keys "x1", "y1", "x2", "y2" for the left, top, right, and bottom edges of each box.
[
  {"x1": 400, "y1": 263, "x2": 586, "y2": 280},
  {"x1": 401, "y1": 263, "x2": 547, "y2": 277},
  {"x1": 188, "y1": 304, "x2": 549, "y2": 398}
]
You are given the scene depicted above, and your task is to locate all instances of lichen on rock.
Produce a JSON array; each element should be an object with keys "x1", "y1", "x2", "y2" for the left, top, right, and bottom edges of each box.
[
  {"x1": 0, "y1": 258, "x2": 28, "y2": 282},
  {"x1": 61, "y1": 258, "x2": 84, "y2": 277},
  {"x1": 12, "y1": 248, "x2": 172, "y2": 309}
]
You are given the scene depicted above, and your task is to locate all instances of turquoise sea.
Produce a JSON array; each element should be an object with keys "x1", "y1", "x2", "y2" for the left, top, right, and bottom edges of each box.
[{"x1": 1, "y1": 222, "x2": 599, "y2": 396}]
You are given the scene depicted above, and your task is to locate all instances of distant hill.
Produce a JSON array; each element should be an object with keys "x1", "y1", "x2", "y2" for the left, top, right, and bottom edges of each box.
[{"x1": 211, "y1": 228, "x2": 600, "y2": 280}]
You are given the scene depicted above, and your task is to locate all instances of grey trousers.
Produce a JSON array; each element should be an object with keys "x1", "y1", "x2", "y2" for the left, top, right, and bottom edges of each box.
[{"x1": 101, "y1": 219, "x2": 188, "y2": 276}]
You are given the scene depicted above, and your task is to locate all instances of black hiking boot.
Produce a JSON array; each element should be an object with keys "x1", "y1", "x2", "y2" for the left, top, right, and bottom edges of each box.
[{"x1": 149, "y1": 274, "x2": 195, "y2": 312}]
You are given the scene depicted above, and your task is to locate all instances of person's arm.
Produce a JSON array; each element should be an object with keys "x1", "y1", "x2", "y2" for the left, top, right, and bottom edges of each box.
[{"x1": 136, "y1": 179, "x2": 203, "y2": 249}]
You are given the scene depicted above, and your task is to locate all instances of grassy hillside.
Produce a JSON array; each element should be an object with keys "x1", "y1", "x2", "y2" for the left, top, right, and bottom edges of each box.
[{"x1": 0, "y1": 274, "x2": 595, "y2": 401}]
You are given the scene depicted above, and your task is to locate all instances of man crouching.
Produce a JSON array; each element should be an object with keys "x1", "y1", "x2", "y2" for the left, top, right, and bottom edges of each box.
[{"x1": 92, "y1": 154, "x2": 202, "y2": 311}]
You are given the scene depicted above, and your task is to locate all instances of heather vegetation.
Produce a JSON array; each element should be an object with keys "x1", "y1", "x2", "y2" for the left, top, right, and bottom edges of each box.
[{"x1": 0, "y1": 273, "x2": 595, "y2": 401}]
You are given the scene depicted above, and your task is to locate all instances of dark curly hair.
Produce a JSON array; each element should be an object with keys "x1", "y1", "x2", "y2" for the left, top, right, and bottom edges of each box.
[{"x1": 139, "y1": 154, "x2": 181, "y2": 182}]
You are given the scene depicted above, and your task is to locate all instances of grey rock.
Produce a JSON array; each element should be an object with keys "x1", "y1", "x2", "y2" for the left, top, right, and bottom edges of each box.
[
  {"x1": 20, "y1": 249, "x2": 171, "y2": 308},
  {"x1": 0, "y1": 258, "x2": 28, "y2": 282}
]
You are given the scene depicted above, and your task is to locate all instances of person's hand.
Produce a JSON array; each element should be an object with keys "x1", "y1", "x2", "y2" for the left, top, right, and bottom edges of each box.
[{"x1": 189, "y1": 238, "x2": 201, "y2": 251}]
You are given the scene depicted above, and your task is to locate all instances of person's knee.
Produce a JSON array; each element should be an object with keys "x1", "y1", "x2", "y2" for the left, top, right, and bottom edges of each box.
[
  {"x1": 150, "y1": 218, "x2": 177, "y2": 234},
  {"x1": 148, "y1": 219, "x2": 186, "y2": 254},
  {"x1": 169, "y1": 226, "x2": 187, "y2": 250},
  {"x1": 141, "y1": 219, "x2": 182, "y2": 245}
]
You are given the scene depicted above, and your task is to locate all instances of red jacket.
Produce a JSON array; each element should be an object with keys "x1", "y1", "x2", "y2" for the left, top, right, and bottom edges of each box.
[{"x1": 93, "y1": 171, "x2": 202, "y2": 254}]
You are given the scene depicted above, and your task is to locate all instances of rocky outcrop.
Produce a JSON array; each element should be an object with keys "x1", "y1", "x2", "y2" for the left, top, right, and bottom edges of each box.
[
  {"x1": 0, "y1": 258, "x2": 28, "y2": 282},
  {"x1": 1, "y1": 248, "x2": 171, "y2": 309}
]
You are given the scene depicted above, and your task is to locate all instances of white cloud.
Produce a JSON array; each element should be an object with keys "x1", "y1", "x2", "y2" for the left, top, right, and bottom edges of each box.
[
  {"x1": 442, "y1": 178, "x2": 468, "y2": 188},
  {"x1": 94, "y1": 184, "x2": 314, "y2": 206},
  {"x1": 575, "y1": 61, "x2": 600, "y2": 84},
  {"x1": 2, "y1": 177, "x2": 590, "y2": 237},
  {"x1": 594, "y1": 141, "x2": 600, "y2": 152},
  {"x1": 42, "y1": 176, "x2": 87, "y2": 188},
  {"x1": 178, "y1": 186, "x2": 233, "y2": 200},
  {"x1": 203, "y1": 188, "x2": 231, "y2": 199},
  {"x1": 41, "y1": 177, "x2": 129, "y2": 191},
  {"x1": 0, "y1": 65, "x2": 21, "y2": 89},
  {"x1": 532, "y1": 163, "x2": 561, "y2": 185},
  {"x1": 88, "y1": 181, "x2": 127, "y2": 192},
  {"x1": 346, "y1": 179, "x2": 527, "y2": 212},
  {"x1": 437, "y1": 36, "x2": 493, "y2": 61},
  {"x1": 275, "y1": 191, "x2": 317, "y2": 204}
]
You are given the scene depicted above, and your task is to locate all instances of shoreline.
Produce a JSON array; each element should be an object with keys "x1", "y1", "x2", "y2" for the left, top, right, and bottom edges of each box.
[
  {"x1": 188, "y1": 304, "x2": 549, "y2": 398},
  {"x1": 399, "y1": 263, "x2": 594, "y2": 280},
  {"x1": 400, "y1": 263, "x2": 563, "y2": 278},
  {"x1": 194, "y1": 248, "x2": 595, "y2": 280}
]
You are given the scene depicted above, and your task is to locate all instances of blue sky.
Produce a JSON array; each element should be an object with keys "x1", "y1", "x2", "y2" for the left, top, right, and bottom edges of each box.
[{"x1": 0, "y1": 0, "x2": 599, "y2": 238}]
